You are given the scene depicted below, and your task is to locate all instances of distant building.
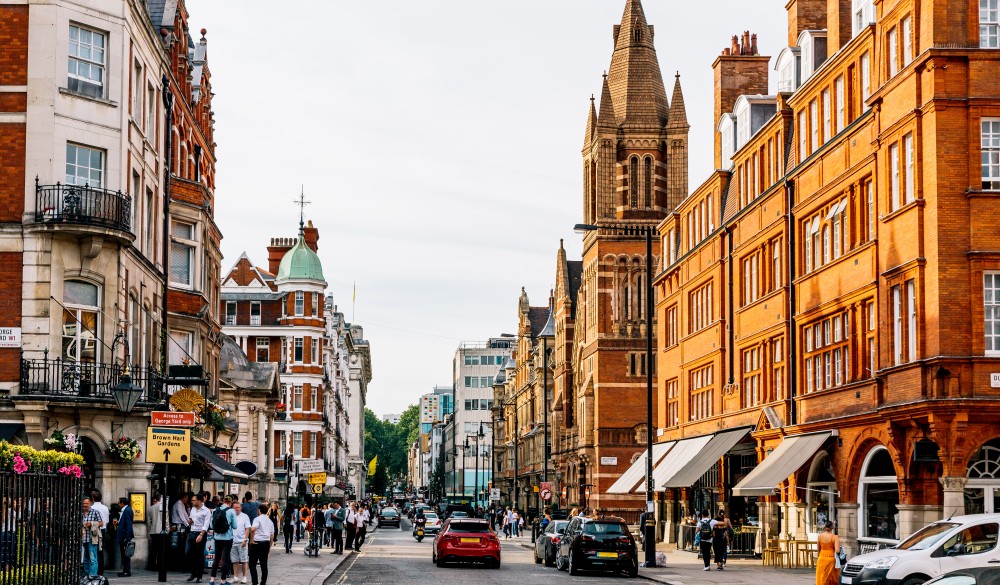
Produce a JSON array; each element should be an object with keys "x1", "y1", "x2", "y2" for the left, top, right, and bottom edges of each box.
[{"x1": 382, "y1": 414, "x2": 401, "y2": 425}]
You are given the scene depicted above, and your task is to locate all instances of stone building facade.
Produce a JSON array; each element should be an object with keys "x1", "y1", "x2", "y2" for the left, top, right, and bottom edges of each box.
[{"x1": 636, "y1": 0, "x2": 1000, "y2": 554}]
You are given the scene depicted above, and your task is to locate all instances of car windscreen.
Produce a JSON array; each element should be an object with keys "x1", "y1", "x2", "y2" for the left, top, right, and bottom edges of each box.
[
  {"x1": 448, "y1": 521, "x2": 491, "y2": 533},
  {"x1": 896, "y1": 522, "x2": 961, "y2": 551},
  {"x1": 381, "y1": 509, "x2": 397, "y2": 516},
  {"x1": 549, "y1": 521, "x2": 569, "y2": 534},
  {"x1": 583, "y1": 522, "x2": 628, "y2": 535}
]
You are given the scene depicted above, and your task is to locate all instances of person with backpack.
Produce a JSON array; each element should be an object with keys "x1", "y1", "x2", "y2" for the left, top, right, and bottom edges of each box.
[
  {"x1": 282, "y1": 503, "x2": 296, "y2": 554},
  {"x1": 711, "y1": 511, "x2": 729, "y2": 571},
  {"x1": 694, "y1": 510, "x2": 714, "y2": 571},
  {"x1": 209, "y1": 494, "x2": 237, "y2": 585}
]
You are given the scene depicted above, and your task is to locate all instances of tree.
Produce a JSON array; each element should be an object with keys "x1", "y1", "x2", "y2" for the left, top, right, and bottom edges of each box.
[{"x1": 364, "y1": 405, "x2": 420, "y2": 495}]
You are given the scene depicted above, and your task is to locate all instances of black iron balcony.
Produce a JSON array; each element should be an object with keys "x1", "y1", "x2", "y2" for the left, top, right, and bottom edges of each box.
[
  {"x1": 19, "y1": 351, "x2": 164, "y2": 405},
  {"x1": 32, "y1": 179, "x2": 132, "y2": 236}
]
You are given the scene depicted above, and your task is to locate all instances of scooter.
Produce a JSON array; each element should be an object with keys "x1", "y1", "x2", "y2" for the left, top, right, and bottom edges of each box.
[{"x1": 414, "y1": 518, "x2": 426, "y2": 542}]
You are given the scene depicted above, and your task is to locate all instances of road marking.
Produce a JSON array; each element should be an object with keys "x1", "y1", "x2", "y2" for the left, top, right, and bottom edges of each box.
[{"x1": 334, "y1": 533, "x2": 373, "y2": 585}]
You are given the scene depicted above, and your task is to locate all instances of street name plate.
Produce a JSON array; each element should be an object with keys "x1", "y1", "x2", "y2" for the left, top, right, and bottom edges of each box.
[
  {"x1": 992, "y1": 373, "x2": 1000, "y2": 388},
  {"x1": 0, "y1": 327, "x2": 21, "y2": 348},
  {"x1": 145, "y1": 426, "x2": 191, "y2": 464}
]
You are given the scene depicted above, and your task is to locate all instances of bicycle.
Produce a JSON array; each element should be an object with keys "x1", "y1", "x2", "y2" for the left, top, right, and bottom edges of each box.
[{"x1": 303, "y1": 529, "x2": 320, "y2": 557}]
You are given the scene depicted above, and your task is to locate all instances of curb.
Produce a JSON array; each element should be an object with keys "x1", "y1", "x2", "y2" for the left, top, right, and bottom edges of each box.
[{"x1": 309, "y1": 548, "x2": 352, "y2": 585}]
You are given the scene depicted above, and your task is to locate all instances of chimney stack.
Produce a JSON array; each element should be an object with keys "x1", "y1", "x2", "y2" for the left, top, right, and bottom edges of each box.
[
  {"x1": 826, "y1": 0, "x2": 852, "y2": 53},
  {"x1": 786, "y1": 0, "x2": 827, "y2": 46},
  {"x1": 712, "y1": 32, "x2": 770, "y2": 169}
]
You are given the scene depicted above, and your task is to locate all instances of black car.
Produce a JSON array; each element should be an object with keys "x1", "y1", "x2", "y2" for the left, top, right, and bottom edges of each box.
[
  {"x1": 556, "y1": 517, "x2": 638, "y2": 578},
  {"x1": 925, "y1": 568, "x2": 1000, "y2": 585},
  {"x1": 377, "y1": 507, "x2": 401, "y2": 528},
  {"x1": 534, "y1": 520, "x2": 570, "y2": 566}
]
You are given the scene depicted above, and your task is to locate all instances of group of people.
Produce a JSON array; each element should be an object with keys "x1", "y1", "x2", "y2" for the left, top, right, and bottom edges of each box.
[
  {"x1": 489, "y1": 507, "x2": 525, "y2": 538},
  {"x1": 80, "y1": 491, "x2": 136, "y2": 578},
  {"x1": 693, "y1": 509, "x2": 736, "y2": 571},
  {"x1": 283, "y1": 500, "x2": 374, "y2": 555}
]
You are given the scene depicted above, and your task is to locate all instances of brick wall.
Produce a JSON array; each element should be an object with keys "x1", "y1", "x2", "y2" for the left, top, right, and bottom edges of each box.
[
  {"x1": 0, "y1": 252, "x2": 21, "y2": 381},
  {"x1": 0, "y1": 6, "x2": 28, "y2": 85}
]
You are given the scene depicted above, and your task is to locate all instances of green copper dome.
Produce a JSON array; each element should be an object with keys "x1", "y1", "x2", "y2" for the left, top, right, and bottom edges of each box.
[{"x1": 275, "y1": 236, "x2": 325, "y2": 282}]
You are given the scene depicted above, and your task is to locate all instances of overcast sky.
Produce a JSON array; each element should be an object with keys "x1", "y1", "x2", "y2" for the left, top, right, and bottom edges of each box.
[{"x1": 198, "y1": 1, "x2": 788, "y2": 417}]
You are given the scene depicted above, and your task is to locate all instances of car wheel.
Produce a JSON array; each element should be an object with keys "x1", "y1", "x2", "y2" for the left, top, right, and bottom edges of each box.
[
  {"x1": 534, "y1": 547, "x2": 542, "y2": 564},
  {"x1": 436, "y1": 555, "x2": 447, "y2": 568},
  {"x1": 628, "y1": 560, "x2": 639, "y2": 578},
  {"x1": 491, "y1": 559, "x2": 501, "y2": 570},
  {"x1": 568, "y1": 550, "x2": 579, "y2": 576},
  {"x1": 545, "y1": 548, "x2": 555, "y2": 567},
  {"x1": 555, "y1": 552, "x2": 565, "y2": 571}
]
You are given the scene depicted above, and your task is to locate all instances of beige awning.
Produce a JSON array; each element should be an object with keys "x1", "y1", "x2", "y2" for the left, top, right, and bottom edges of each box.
[
  {"x1": 606, "y1": 441, "x2": 675, "y2": 494},
  {"x1": 661, "y1": 427, "x2": 751, "y2": 488},
  {"x1": 652, "y1": 434, "x2": 714, "y2": 492},
  {"x1": 731, "y1": 431, "x2": 833, "y2": 496}
]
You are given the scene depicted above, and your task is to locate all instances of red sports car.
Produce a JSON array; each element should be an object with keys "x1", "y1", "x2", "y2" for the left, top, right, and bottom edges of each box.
[{"x1": 432, "y1": 518, "x2": 501, "y2": 568}]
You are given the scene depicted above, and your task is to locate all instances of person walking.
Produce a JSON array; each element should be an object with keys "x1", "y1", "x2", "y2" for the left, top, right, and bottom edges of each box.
[
  {"x1": 282, "y1": 503, "x2": 295, "y2": 554},
  {"x1": 208, "y1": 494, "x2": 236, "y2": 585},
  {"x1": 353, "y1": 504, "x2": 366, "y2": 552},
  {"x1": 718, "y1": 508, "x2": 735, "y2": 565},
  {"x1": 81, "y1": 498, "x2": 103, "y2": 577},
  {"x1": 344, "y1": 504, "x2": 358, "y2": 552},
  {"x1": 147, "y1": 494, "x2": 163, "y2": 572},
  {"x1": 711, "y1": 512, "x2": 729, "y2": 571},
  {"x1": 230, "y1": 502, "x2": 251, "y2": 584},
  {"x1": 116, "y1": 496, "x2": 135, "y2": 577},
  {"x1": 695, "y1": 510, "x2": 713, "y2": 571},
  {"x1": 329, "y1": 502, "x2": 345, "y2": 554},
  {"x1": 816, "y1": 521, "x2": 842, "y2": 585},
  {"x1": 186, "y1": 493, "x2": 211, "y2": 583},
  {"x1": 90, "y1": 490, "x2": 110, "y2": 576},
  {"x1": 248, "y1": 504, "x2": 275, "y2": 585},
  {"x1": 242, "y1": 493, "x2": 257, "y2": 524}
]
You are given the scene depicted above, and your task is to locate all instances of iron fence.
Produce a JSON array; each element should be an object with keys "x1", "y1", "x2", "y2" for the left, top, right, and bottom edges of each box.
[
  {"x1": 676, "y1": 523, "x2": 759, "y2": 557},
  {"x1": 20, "y1": 352, "x2": 164, "y2": 404},
  {"x1": 33, "y1": 180, "x2": 132, "y2": 234},
  {"x1": 0, "y1": 471, "x2": 85, "y2": 585}
]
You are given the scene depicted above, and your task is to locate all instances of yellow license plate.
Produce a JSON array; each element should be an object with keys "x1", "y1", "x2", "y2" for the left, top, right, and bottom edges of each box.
[
  {"x1": 597, "y1": 552, "x2": 618, "y2": 558},
  {"x1": 460, "y1": 538, "x2": 479, "y2": 543}
]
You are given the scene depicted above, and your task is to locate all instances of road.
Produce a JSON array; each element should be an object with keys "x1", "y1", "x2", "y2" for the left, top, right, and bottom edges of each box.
[{"x1": 328, "y1": 518, "x2": 638, "y2": 585}]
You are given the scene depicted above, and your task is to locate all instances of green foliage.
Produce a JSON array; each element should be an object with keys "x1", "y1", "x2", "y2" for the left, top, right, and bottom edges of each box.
[
  {"x1": 0, "y1": 440, "x2": 84, "y2": 473},
  {"x1": 0, "y1": 563, "x2": 67, "y2": 585},
  {"x1": 364, "y1": 404, "x2": 420, "y2": 495}
]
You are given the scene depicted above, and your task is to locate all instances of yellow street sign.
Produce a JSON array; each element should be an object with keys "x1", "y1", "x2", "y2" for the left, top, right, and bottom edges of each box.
[
  {"x1": 307, "y1": 472, "x2": 327, "y2": 485},
  {"x1": 311, "y1": 484, "x2": 323, "y2": 494},
  {"x1": 145, "y1": 426, "x2": 191, "y2": 465}
]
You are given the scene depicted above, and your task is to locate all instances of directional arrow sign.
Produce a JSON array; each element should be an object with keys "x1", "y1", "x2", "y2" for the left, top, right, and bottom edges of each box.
[{"x1": 145, "y1": 426, "x2": 191, "y2": 465}]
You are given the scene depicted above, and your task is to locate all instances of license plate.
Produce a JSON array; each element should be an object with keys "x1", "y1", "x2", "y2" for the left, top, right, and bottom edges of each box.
[
  {"x1": 842, "y1": 578, "x2": 852, "y2": 585},
  {"x1": 460, "y1": 538, "x2": 479, "y2": 543},
  {"x1": 597, "y1": 552, "x2": 618, "y2": 558}
]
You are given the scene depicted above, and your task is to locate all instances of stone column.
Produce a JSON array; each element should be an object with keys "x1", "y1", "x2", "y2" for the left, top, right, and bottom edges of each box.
[
  {"x1": 835, "y1": 502, "x2": 860, "y2": 556},
  {"x1": 897, "y1": 504, "x2": 943, "y2": 541},
  {"x1": 265, "y1": 413, "x2": 274, "y2": 476},
  {"x1": 257, "y1": 409, "x2": 266, "y2": 475},
  {"x1": 15, "y1": 400, "x2": 50, "y2": 449},
  {"x1": 940, "y1": 477, "x2": 968, "y2": 517}
]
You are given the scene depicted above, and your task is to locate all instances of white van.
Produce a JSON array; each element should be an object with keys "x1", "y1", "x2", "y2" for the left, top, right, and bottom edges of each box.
[{"x1": 841, "y1": 514, "x2": 1000, "y2": 585}]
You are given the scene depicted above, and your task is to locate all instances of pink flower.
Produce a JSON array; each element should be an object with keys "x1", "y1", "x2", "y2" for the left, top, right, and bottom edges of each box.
[{"x1": 12, "y1": 454, "x2": 29, "y2": 474}]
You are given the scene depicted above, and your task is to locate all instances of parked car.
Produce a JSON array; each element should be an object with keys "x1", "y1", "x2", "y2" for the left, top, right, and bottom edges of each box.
[
  {"x1": 377, "y1": 507, "x2": 401, "y2": 528},
  {"x1": 535, "y1": 520, "x2": 570, "y2": 566},
  {"x1": 432, "y1": 518, "x2": 501, "y2": 568},
  {"x1": 924, "y1": 568, "x2": 1000, "y2": 585},
  {"x1": 556, "y1": 516, "x2": 638, "y2": 578},
  {"x1": 842, "y1": 514, "x2": 1000, "y2": 585}
]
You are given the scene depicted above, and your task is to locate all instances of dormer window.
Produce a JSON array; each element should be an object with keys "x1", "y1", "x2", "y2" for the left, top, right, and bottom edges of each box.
[
  {"x1": 854, "y1": 0, "x2": 875, "y2": 36},
  {"x1": 735, "y1": 100, "x2": 751, "y2": 150},
  {"x1": 775, "y1": 48, "x2": 801, "y2": 93},
  {"x1": 798, "y1": 31, "x2": 828, "y2": 83},
  {"x1": 719, "y1": 114, "x2": 736, "y2": 169}
]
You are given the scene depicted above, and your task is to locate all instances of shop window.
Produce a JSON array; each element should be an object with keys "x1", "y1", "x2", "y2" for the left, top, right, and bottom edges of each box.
[{"x1": 859, "y1": 447, "x2": 899, "y2": 540}]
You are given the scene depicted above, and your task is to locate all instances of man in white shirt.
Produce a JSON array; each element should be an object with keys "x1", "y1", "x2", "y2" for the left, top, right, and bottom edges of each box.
[
  {"x1": 172, "y1": 493, "x2": 191, "y2": 529},
  {"x1": 230, "y1": 502, "x2": 251, "y2": 584},
  {"x1": 247, "y1": 504, "x2": 274, "y2": 585},
  {"x1": 90, "y1": 490, "x2": 110, "y2": 576},
  {"x1": 187, "y1": 494, "x2": 211, "y2": 582}
]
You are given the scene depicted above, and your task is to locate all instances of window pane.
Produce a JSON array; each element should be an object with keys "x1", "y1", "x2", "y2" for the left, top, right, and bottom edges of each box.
[{"x1": 64, "y1": 280, "x2": 99, "y2": 306}]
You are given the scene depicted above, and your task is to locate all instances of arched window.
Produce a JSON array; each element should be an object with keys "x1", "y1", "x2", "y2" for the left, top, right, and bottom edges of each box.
[
  {"x1": 965, "y1": 438, "x2": 1000, "y2": 514},
  {"x1": 629, "y1": 157, "x2": 639, "y2": 208},
  {"x1": 643, "y1": 157, "x2": 653, "y2": 207},
  {"x1": 622, "y1": 277, "x2": 632, "y2": 320},
  {"x1": 806, "y1": 451, "x2": 836, "y2": 534},
  {"x1": 858, "y1": 446, "x2": 899, "y2": 540},
  {"x1": 63, "y1": 280, "x2": 100, "y2": 364},
  {"x1": 635, "y1": 274, "x2": 644, "y2": 320}
]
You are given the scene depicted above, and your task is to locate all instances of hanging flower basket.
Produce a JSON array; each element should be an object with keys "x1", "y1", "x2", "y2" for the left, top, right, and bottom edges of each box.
[
  {"x1": 42, "y1": 429, "x2": 79, "y2": 452},
  {"x1": 107, "y1": 436, "x2": 142, "y2": 463}
]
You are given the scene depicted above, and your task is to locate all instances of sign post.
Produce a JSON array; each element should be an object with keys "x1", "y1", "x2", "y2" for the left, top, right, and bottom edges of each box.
[
  {"x1": 489, "y1": 488, "x2": 500, "y2": 502},
  {"x1": 540, "y1": 481, "x2": 553, "y2": 501},
  {"x1": 145, "y1": 427, "x2": 191, "y2": 464}
]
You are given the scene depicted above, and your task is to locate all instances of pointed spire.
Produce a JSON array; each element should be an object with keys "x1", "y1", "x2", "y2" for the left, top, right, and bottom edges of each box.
[
  {"x1": 606, "y1": 0, "x2": 668, "y2": 127},
  {"x1": 667, "y1": 72, "x2": 688, "y2": 129},
  {"x1": 597, "y1": 73, "x2": 616, "y2": 128},
  {"x1": 584, "y1": 95, "x2": 598, "y2": 146}
]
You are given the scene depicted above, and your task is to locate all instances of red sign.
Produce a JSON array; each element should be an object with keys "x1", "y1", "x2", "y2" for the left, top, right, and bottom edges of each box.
[
  {"x1": 150, "y1": 411, "x2": 196, "y2": 427},
  {"x1": 540, "y1": 481, "x2": 553, "y2": 501}
]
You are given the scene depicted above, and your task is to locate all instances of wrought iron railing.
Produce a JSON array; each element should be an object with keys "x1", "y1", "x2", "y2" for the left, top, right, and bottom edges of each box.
[
  {"x1": 0, "y1": 471, "x2": 85, "y2": 585},
  {"x1": 33, "y1": 180, "x2": 132, "y2": 233},
  {"x1": 19, "y1": 352, "x2": 164, "y2": 404}
]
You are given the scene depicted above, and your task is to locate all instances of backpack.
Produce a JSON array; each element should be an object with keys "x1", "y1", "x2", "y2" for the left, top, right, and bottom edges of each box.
[
  {"x1": 699, "y1": 519, "x2": 713, "y2": 540},
  {"x1": 212, "y1": 507, "x2": 230, "y2": 534}
]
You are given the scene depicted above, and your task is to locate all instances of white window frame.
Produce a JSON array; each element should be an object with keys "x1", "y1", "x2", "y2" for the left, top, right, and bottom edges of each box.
[
  {"x1": 888, "y1": 27, "x2": 899, "y2": 77},
  {"x1": 65, "y1": 143, "x2": 105, "y2": 187},
  {"x1": 293, "y1": 337, "x2": 304, "y2": 363},
  {"x1": 982, "y1": 0, "x2": 1000, "y2": 48},
  {"x1": 907, "y1": 280, "x2": 917, "y2": 362},
  {"x1": 799, "y1": 111, "x2": 808, "y2": 162},
  {"x1": 294, "y1": 291, "x2": 304, "y2": 316},
  {"x1": 902, "y1": 17, "x2": 914, "y2": 65},
  {"x1": 250, "y1": 301, "x2": 261, "y2": 326},
  {"x1": 169, "y1": 220, "x2": 197, "y2": 289},
  {"x1": 982, "y1": 119, "x2": 1000, "y2": 190},
  {"x1": 861, "y1": 52, "x2": 871, "y2": 104},
  {"x1": 68, "y1": 24, "x2": 107, "y2": 98},
  {"x1": 904, "y1": 133, "x2": 915, "y2": 204},
  {"x1": 835, "y1": 76, "x2": 846, "y2": 132},
  {"x1": 225, "y1": 301, "x2": 236, "y2": 326},
  {"x1": 822, "y1": 89, "x2": 831, "y2": 144},
  {"x1": 810, "y1": 100, "x2": 819, "y2": 151},
  {"x1": 893, "y1": 285, "x2": 903, "y2": 365},
  {"x1": 853, "y1": 0, "x2": 875, "y2": 37},
  {"x1": 256, "y1": 337, "x2": 269, "y2": 361},
  {"x1": 890, "y1": 143, "x2": 901, "y2": 211},
  {"x1": 986, "y1": 272, "x2": 1000, "y2": 355},
  {"x1": 293, "y1": 431, "x2": 303, "y2": 456}
]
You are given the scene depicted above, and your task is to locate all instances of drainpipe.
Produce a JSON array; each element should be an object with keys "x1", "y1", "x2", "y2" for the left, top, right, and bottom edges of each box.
[
  {"x1": 726, "y1": 227, "x2": 735, "y2": 387},
  {"x1": 785, "y1": 179, "x2": 797, "y2": 426}
]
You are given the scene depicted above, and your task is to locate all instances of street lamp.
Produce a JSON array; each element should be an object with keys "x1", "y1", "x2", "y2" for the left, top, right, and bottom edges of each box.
[
  {"x1": 575, "y1": 222, "x2": 656, "y2": 568},
  {"x1": 538, "y1": 309, "x2": 555, "y2": 513},
  {"x1": 111, "y1": 371, "x2": 144, "y2": 414}
]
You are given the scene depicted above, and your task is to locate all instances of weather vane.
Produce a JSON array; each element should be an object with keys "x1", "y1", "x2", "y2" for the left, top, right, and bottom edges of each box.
[{"x1": 294, "y1": 185, "x2": 311, "y2": 234}]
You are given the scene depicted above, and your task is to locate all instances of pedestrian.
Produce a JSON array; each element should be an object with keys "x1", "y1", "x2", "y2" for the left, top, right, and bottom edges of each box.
[
  {"x1": 90, "y1": 489, "x2": 110, "y2": 576},
  {"x1": 816, "y1": 521, "x2": 842, "y2": 585},
  {"x1": 514, "y1": 510, "x2": 523, "y2": 537},
  {"x1": 230, "y1": 502, "x2": 251, "y2": 585},
  {"x1": 298, "y1": 502, "x2": 310, "y2": 542},
  {"x1": 81, "y1": 498, "x2": 103, "y2": 577},
  {"x1": 282, "y1": 502, "x2": 295, "y2": 553},
  {"x1": 344, "y1": 503, "x2": 357, "y2": 551},
  {"x1": 248, "y1": 504, "x2": 275, "y2": 585},
  {"x1": 353, "y1": 503, "x2": 366, "y2": 551},
  {"x1": 314, "y1": 504, "x2": 325, "y2": 549},
  {"x1": 695, "y1": 510, "x2": 713, "y2": 571},
  {"x1": 503, "y1": 507, "x2": 512, "y2": 538},
  {"x1": 718, "y1": 508, "x2": 735, "y2": 565},
  {"x1": 324, "y1": 504, "x2": 335, "y2": 547},
  {"x1": 172, "y1": 492, "x2": 191, "y2": 532},
  {"x1": 242, "y1": 492, "x2": 257, "y2": 524},
  {"x1": 186, "y1": 493, "x2": 211, "y2": 582},
  {"x1": 329, "y1": 501, "x2": 345, "y2": 554},
  {"x1": 117, "y1": 496, "x2": 135, "y2": 577},
  {"x1": 209, "y1": 494, "x2": 237, "y2": 585},
  {"x1": 147, "y1": 494, "x2": 163, "y2": 572},
  {"x1": 711, "y1": 511, "x2": 728, "y2": 570}
]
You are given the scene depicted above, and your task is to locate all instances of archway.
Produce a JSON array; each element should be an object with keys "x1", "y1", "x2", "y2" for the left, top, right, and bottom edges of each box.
[
  {"x1": 806, "y1": 451, "x2": 836, "y2": 535},
  {"x1": 857, "y1": 446, "x2": 899, "y2": 540},
  {"x1": 965, "y1": 438, "x2": 1000, "y2": 514},
  {"x1": 80, "y1": 436, "x2": 102, "y2": 496}
]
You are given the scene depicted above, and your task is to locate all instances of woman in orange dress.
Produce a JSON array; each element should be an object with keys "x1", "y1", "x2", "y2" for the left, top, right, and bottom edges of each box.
[{"x1": 816, "y1": 521, "x2": 842, "y2": 585}]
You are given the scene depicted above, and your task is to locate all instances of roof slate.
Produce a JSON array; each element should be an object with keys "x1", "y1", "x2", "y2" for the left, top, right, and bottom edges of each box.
[{"x1": 607, "y1": 0, "x2": 669, "y2": 128}]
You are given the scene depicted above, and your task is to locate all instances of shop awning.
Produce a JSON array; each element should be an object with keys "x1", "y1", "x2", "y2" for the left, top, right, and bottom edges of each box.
[
  {"x1": 606, "y1": 441, "x2": 675, "y2": 494},
  {"x1": 191, "y1": 441, "x2": 251, "y2": 485},
  {"x1": 651, "y1": 434, "x2": 714, "y2": 491},
  {"x1": 661, "y1": 427, "x2": 752, "y2": 488},
  {"x1": 731, "y1": 431, "x2": 833, "y2": 496}
]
